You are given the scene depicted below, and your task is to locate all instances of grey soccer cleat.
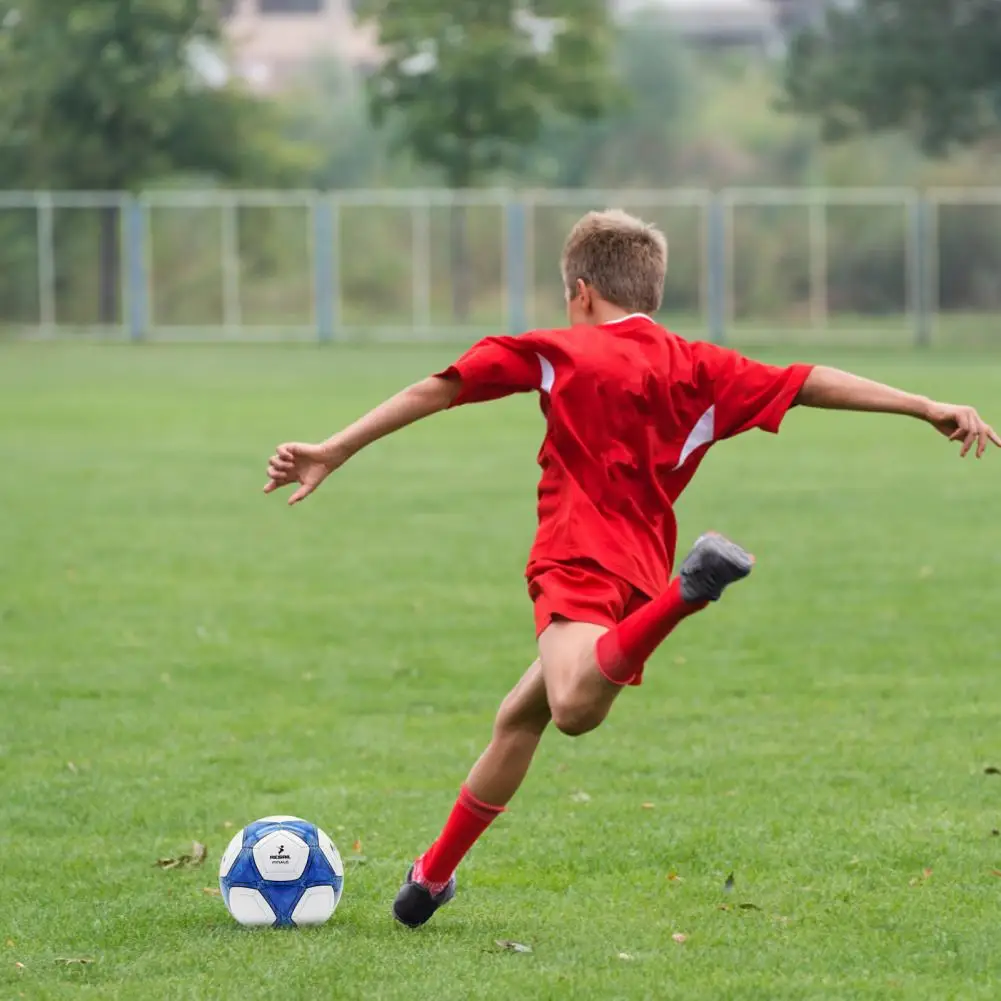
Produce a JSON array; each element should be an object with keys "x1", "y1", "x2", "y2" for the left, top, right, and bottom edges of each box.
[
  {"x1": 679, "y1": 532, "x2": 754, "y2": 603},
  {"x1": 392, "y1": 866, "x2": 456, "y2": 928}
]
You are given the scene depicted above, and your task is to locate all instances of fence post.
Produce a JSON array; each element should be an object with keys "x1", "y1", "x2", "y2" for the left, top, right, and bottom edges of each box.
[
  {"x1": 126, "y1": 196, "x2": 147, "y2": 342},
  {"x1": 36, "y1": 192, "x2": 56, "y2": 336},
  {"x1": 707, "y1": 195, "x2": 727, "y2": 344},
  {"x1": 909, "y1": 194, "x2": 931, "y2": 348},
  {"x1": 313, "y1": 196, "x2": 334, "y2": 343},
  {"x1": 506, "y1": 197, "x2": 528, "y2": 334}
]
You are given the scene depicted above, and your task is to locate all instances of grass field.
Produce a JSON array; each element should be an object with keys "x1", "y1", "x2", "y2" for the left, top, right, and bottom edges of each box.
[{"x1": 2, "y1": 343, "x2": 1001, "y2": 1001}]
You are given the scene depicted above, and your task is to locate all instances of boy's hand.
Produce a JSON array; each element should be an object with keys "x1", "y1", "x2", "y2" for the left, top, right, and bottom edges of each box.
[
  {"x1": 263, "y1": 442, "x2": 343, "y2": 505},
  {"x1": 924, "y1": 401, "x2": 1001, "y2": 458}
]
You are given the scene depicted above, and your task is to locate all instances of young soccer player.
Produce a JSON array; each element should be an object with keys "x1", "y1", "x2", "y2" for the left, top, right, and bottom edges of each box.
[{"x1": 264, "y1": 210, "x2": 998, "y2": 928}]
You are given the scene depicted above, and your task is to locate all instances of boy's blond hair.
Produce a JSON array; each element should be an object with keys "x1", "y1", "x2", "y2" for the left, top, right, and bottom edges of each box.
[{"x1": 561, "y1": 210, "x2": 668, "y2": 315}]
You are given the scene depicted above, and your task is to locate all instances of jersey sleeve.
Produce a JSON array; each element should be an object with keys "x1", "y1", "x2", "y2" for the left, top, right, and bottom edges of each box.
[
  {"x1": 434, "y1": 335, "x2": 544, "y2": 407},
  {"x1": 696, "y1": 344, "x2": 813, "y2": 439}
]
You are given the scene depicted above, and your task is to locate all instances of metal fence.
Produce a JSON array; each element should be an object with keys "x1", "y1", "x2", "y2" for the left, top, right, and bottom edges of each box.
[{"x1": 0, "y1": 188, "x2": 999, "y2": 346}]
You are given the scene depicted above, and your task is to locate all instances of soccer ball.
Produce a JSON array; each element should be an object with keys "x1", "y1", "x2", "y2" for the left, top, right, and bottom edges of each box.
[{"x1": 219, "y1": 815, "x2": 344, "y2": 927}]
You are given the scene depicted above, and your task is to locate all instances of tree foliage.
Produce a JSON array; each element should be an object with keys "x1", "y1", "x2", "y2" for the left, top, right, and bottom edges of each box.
[
  {"x1": 526, "y1": 6, "x2": 695, "y2": 188},
  {"x1": 0, "y1": 0, "x2": 308, "y2": 189},
  {"x1": 783, "y1": 0, "x2": 1001, "y2": 155},
  {"x1": 355, "y1": 0, "x2": 620, "y2": 188},
  {"x1": 0, "y1": 0, "x2": 309, "y2": 323}
]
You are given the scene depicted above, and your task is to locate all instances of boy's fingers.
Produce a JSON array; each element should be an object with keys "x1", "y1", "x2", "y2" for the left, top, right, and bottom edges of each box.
[
  {"x1": 263, "y1": 479, "x2": 278, "y2": 494},
  {"x1": 988, "y1": 425, "x2": 1001, "y2": 448},
  {"x1": 288, "y1": 483, "x2": 314, "y2": 506}
]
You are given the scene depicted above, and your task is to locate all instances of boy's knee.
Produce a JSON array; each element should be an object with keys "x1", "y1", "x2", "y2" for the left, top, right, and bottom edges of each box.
[{"x1": 550, "y1": 697, "x2": 605, "y2": 737}]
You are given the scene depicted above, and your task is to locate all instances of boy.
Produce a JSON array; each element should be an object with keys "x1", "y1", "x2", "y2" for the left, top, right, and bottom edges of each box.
[{"x1": 263, "y1": 210, "x2": 998, "y2": 928}]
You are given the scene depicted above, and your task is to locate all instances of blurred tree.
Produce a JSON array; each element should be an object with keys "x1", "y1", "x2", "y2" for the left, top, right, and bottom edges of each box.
[
  {"x1": 525, "y1": 6, "x2": 695, "y2": 188},
  {"x1": 0, "y1": 0, "x2": 309, "y2": 324},
  {"x1": 356, "y1": 0, "x2": 619, "y2": 320},
  {"x1": 282, "y1": 57, "x2": 419, "y2": 190},
  {"x1": 783, "y1": 0, "x2": 1001, "y2": 155}
]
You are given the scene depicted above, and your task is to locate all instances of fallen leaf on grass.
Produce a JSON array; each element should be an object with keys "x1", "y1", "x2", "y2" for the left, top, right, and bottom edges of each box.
[
  {"x1": 909, "y1": 868, "x2": 933, "y2": 886},
  {"x1": 55, "y1": 958, "x2": 93, "y2": 966},
  {"x1": 990, "y1": 869, "x2": 1001, "y2": 878},
  {"x1": 155, "y1": 841, "x2": 207, "y2": 870},
  {"x1": 201, "y1": 887, "x2": 222, "y2": 896},
  {"x1": 14, "y1": 962, "x2": 24, "y2": 971},
  {"x1": 718, "y1": 904, "x2": 731, "y2": 911},
  {"x1": 738, "y1": 903, "x2": 761, "y2": 911},
  {"x1": 666, "y1": 871, "x2": 683, "y2": 883},
  {"x1": 67, "y1": 762, "x2": 78, "y2": 774},
  {"x1": 723, "y1": 872, "x2": 735, "y2": 893},
  {"x1": 641, "y1": 802, "x2": 655, "y2": 810},
  {"x1": 352, "y1": 839, "x2": 362, "y2": 854},
  {"x1": 985, "y1": 766, "x2": 1001, "y2": 775},
  {"x1": 495, "y1": 940, "x2": 532, "y2": 954},
  {"x1": 671, "y1": 933, "x2": 687, "y2": 944},
  {"x1": 223, "y1": 821, "x2": 233, "y2": 830},
  {"x1": 5, "y1": 940, "x2": 13, "y2": 948},
  {"x1": 570, "y1": 791, "x2": 591, "y2": 804},
  {"x1": 617, "y1": 952, "x2": 634, "y2": 961}
]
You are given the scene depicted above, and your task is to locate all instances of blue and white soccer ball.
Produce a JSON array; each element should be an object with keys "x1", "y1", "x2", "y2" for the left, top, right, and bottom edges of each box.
[{"x1": 219, "y1": 815, "x2": 344, "y2": 927}]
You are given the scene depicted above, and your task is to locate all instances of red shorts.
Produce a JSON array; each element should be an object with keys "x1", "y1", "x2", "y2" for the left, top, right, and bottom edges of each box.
[{"x1": 527, "y1": 558, "x2": 651, "y2": 637}]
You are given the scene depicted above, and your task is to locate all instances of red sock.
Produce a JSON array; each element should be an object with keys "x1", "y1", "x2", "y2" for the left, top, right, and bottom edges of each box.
[
  {"x1": 415, "y1": 784, "x2": 505, "y2": 891},
  {"x1": 595, "y1": 577, "x2": 706, "y2": 685}
]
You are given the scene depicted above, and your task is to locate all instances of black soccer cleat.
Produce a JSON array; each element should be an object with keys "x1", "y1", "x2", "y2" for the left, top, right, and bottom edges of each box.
[
  {"x1": 392, "y1": 866, "x2": 456, "y2": 928},
  {"x1": 679, "y1": 532, "x2": 754, "y2": 603}
]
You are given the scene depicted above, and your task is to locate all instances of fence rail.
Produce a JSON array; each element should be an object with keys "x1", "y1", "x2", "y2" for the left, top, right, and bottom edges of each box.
[{"x1": 0, "y1": 188, "x2": 998, "y2": 346}]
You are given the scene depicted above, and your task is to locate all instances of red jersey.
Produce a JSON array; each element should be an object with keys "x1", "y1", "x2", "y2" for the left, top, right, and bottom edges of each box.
[{"x1": 437, "y1": 314, "x2": 812, "y2": 598}]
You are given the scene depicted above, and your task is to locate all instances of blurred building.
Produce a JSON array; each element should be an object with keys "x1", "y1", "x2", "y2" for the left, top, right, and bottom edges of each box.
[
  {"x1": 613, "y1": 0, "x2": 826, "y2": 47},
  {"x1": 221, "y1": 0, "x2": 376, "y2": 90},
  {"x1": 614, "y1": 0, "x2": 778, "y2": 47}
]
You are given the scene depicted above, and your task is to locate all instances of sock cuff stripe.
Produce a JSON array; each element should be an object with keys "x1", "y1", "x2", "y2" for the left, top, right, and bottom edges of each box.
[{"x1": 459, "y1": 784, "x2": 506, "y2": 819}]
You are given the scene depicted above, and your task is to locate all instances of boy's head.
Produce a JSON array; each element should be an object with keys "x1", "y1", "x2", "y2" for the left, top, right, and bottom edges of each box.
[{"x1": 561, "y1": 210, "x2": 668, "y2": 326}]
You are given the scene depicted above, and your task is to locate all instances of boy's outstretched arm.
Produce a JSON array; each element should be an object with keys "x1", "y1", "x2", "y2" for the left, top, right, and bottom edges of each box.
[
  {"x1": 796, "y1": 366, "x2": 1000, "y2": 458},
  {"x1": 264, "y1": 375, "x2": 460, "y2": 505}
]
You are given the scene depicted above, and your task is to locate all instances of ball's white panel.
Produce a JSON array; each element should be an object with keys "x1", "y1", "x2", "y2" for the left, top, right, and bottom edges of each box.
[
  {"x1": 251, "y1": 829, "x2": 309, "y2": 881},
  {"x1": 316, "y1": 827, "x2": 344, "y2": 878},
  {"x1": 219, "y1": 829, "x2": 245, "y2": 879},
  {"x1": 227, "y1": 887, "x2": 276, "y2": 927},
  {"x1": 290, "y1": 885, "x2": 336, "y2": 926},
  {"x1": 257, "y1": 815, "x2": 304, "y2": 823}
]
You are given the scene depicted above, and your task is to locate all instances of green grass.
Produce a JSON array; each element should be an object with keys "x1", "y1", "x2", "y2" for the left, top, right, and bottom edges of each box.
[{"x1": 2, "y1": 344, "x2": 1001, "y2": 1001}]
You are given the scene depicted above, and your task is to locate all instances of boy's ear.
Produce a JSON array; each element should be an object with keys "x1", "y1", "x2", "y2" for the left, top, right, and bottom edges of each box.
[{"x1": 574, "y1": 279, "x2": 592, "y2": 309}]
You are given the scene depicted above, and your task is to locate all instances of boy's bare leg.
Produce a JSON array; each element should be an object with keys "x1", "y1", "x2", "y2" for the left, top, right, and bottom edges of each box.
[
  {"x1": 466, "y1": 659, "x2": 551, "y2": 804},
  {"x1": 539, "y1": 621, "x2": 620, "y2": 736},
  {"x1": 393, "y1": 660, "x2": 550, "y2": 927}
]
